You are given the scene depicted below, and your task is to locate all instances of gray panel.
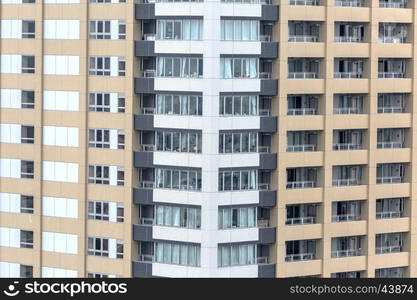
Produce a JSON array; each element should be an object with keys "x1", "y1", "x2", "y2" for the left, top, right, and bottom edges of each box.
[
  {"x1": 258, "y1": 264, "x2": 276, "y2": 278},
  {"x1": 261, "y1": 42, "x2": 278, "y2": 58},
  {"x1": 135, "y1": 4, "x2": 155, "y2": 20},
  {"x1": 259, "y1": 190, "x2": 276, "y2": 207},
  {"x1": 132, "y1": 261, "x2": 153, "y2": 278},
  {"x1": 135, "y1": 40, "x2": 155, "y2": 57},
  {"x1": 135, "y1": 78, "x2": 155, "y2": 94},
  {"x1": 134, "y1": 151, "x2": 154, "y2": 168},
  {"x1": 260, "y1": 79, "x2": 278, "y2": 96},
  {"x1": 134, "y1": 114, "x2": 154, "y2": 131},
  {"x1": 133, "y1": 188, "x2": 154, "y2": 205},
  {"x1": 259, "y1": 153, "x2": 277, "y2": 170},
  {"x1": 258, "y1": 227, "x2": 276, "y2": 244},
  {"x1": 259, "y1": 116, "x2": 277, "y2": 133},
  {"x1": 133, "y1": 224, "x2": 153, "y2": 242},
  {"x1": 261, "y1": 5, "x2": 278, "y2": 21}
]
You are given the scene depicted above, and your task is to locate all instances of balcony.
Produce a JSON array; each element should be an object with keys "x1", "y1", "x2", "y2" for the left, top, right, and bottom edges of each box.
[
  {"x1": 379, "y1": 0, "x2": 408, "y2": 8},
  {"x1": 286, "y1": 216, "x2": 316, "y2": 226},
  {"x1": 334, "y1": 72, "x2": 363, "y2": 79},
  {"x1": 286, "y1": 144, "x2": 317, "y2": 152},
  {"x1": 378, "y1": 72, "x2": 405, "y2": 79},
  {"x1": 378, "y1": 58, "x2": 407, "y2": 78},
  {"x1": 334, "y1": 36, "x2": 363, "y2": 43},
  {"x1": 332, "y1": 214, "x2": 361, "y2": 222},
  {"x1": 289, "y1": 0, "x2": 320, "y2": 5},
  {"x1": 288, "y1": 95, "x2": 319, "y2": 116},
  {"x1": 375, "y1": 245, "x2": 402, "y2": 254},
  {"x1": 288, "y1": 58, "x2": 320, "y2": 79},
  {"x1": 288, "y1": 72, "x2": 318, "y2": 79},
  {"x1": 333, "y1": 143, "x2": 362, "y2": 151},
  {"x1": 376, "y1": 211, "x2": 404, "y2": 219},
  {"x1": 332, "y1": 178, "x2": 361, "y2": 186},
  {"x1": 377, "y1": 106, "x2": 404, "y2": 114},
  {"x1": 377, "y1": 141, "x2": 404, "y2": 149},
  {"x1": 376, "y1": 176, "x2": 403, "y2": 184},
  {"x1": 335, "y1": 0, "x2": 366, "y2": 6},
  {"x1": 286, "y1": 181, "x2": 316, "y2": 189},
  {"x1": 334, "y1": 59, "x2": 365, "y2": 79}
]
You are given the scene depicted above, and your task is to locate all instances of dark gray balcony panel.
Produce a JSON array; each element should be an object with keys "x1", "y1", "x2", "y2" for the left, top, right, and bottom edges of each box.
[
  {"x1": 135, "y1": 4, "x2": 155, "y2": 20},
  {"x1": 134, "y1": 151, "x2": 154, "y2": 168},
  {"x1": 258, "y1": 264, "x2": 276, "y2": 278},
  {"x1": 259, "y1": 153, "x2": 277, "y2": 170},
  {"x1": 133, "y1": 224, "x2": 153, "y2": 242},
  {"x1": 261, "y1": 42, "x2": 278, "y2": 59},
  {"x1": 259, "y1": 227, "x2": 276, "y2": 244},
  {"x1": 133, "y1": 188, "x2": 154, "y2": 205},
  {"x1": 135, "y1": 40, "x2": 155, "y2": 57},
  {"x1": 132, "y1": 261, "x2": 153, "y2": 278},
  {"x1": 134, "y1": 114, "x2": 154, "y2": 131},
  {"x1": 259, "y1": 116, "x2": 277, "y2": 133},
  {"x1": 260, "y1": 79, "x2": 278, "y2": 96},
  {"x1": 261, "y1": 5, "x2": 279, "y2": 21},
  {"x1": 259, "y1": 190, "x2": 276, "y2": 207},
  {"x1": 135, "y1": 78, "x2": 155, "y2": 94}
]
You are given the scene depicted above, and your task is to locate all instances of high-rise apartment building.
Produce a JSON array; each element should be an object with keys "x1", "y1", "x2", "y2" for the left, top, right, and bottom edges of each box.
[{"x1": 0, "y1": 0, "x2": 416, "y2": 278}]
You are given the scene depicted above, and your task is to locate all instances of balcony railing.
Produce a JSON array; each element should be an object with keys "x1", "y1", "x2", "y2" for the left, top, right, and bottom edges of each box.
[
  {"x1": 379, "y1": 36, "x2": 406, "y2": 44},
  {"x1": 332, "y1": 178, "x2": 361, "y2": 186},
  {"x1": 331, "y1": 249, "x2": 362, "y2": 258},
  {"x1": 376, "y1": 176, "x2": 403, "y2": 184},
  {"x1": 377, "y1": 106, "x2": 404, "y2": 114},
  {"x1": 285, "y1": 216, "x2": 316, "y2": 225},
  {"x1": 257, "y1": 219, "x2": 270, "y2": 228},
  {"x1": 378, "y1": 72, "x2": 405, "y2": 78},
  {"x1": 287, "y1": 144, "x2": 317, "y2": 152},
  {"x1": 139, "y1": 254, "x2": 154, "y2": 262},
  {"x1": 334, "y1": 36, "x2": 363, "y2": 43},
  {"x1": 256, "y1": 256, "x2": 270, "y2": 264},
  {"x1": 334, "y1": 72, "x2": 363, "y2": 79},
  {"x1": 332, "y1": 214, "x2": 361, "y2": 222},
  {"x1": 377, "y1": 141, "x2": 404, "y2": 149},
  {"x1": 285, "y1": 253, "x2": 315, "y2": 262},
  {"x1": 143, "y1": 69, "x2": 156, "y2": 78},
  {"x1": 333, "y1": 143, "x2": 363, "y2": 151},
  {"x1": 143, "y1": 33, "x2": 156, "y2": 41},
  {"x1": 140, "y1": 144, "x2": 156, "y2": 152},
  {"x1": 288, "y1": 72, "x2": 318, "y2": 79},
  {"x1": 333, "y1": 107, "x2": 362, "y2": 114},
  {"x1": 287, "y1": 108, "x2": 317, "y2": 116},
  {"x1": 142, "y1": 107, "x2": 156, "y2": 115},
  {"x1": 289, "y1": 0, "x2": 319, "y2": 5},
  {"x1": 286, "y1": 181, "x2": 316, "y2": 189},
  {"x1": 288, "y1": 35, "x2": 319, "y2": 42},
  {"x1": 259, "y1": 72, "x2": 272, "y2": 79},
  {"x1": 335, "y1": 0, "x2": 365, "y2": 7},
  {"x1": 139, "y1": 217, "x2": 155, "y2": 225},
  {"x1": 375, "y1": 245, "x2": 402, "y2": 254},
  {"x1": 260, "y1": 35, "x2": 272, "y2": 42},
  {"x1": 376, "y1": 211, "x2": 404, "y2": 219},
  {"x1": 379, "y1": 1, "x2": 407, "y2": 8}
]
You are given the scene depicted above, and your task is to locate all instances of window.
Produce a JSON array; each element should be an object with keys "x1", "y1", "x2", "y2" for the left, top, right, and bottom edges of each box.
[
  {"x1": 22, "y1": 55, "x2": 35, "y2": 73},
  {"x1": 21, "y1": 125, "x2": 34, "y2": 144},
  {"x1": 118, "y1": 20, "x2": 126, "y2": 39},
  {"x1": 89, "y1": 20, "x2": 111, "y2": 39},
  {"x1": 219, "y1": 132, "x2": 258, "y2": 153},
  {"x1": 88, "y1": 165, "x2": 109, "y2": 184},
  {"x1": 22, "y1": 20, "x2": 35, "y2": 38},
  {"x1": 44, "y1": 20, "x2": 79, "y2": 39},
  {"x1": 43, "y1": 90, "x2": 79, "y2": 111},
  {"x1": 88, "y1": 237, "x2": 109, "y2": 257},
  {"x1": 41, "y1": 232, "x2": 77, "y2": 254},
  {"x1": 155, "y1": 131, "x2": 202, "y2": 153},
  {"x1": 218, "y1": 170, "x2": 258, "y2": 191},
  {"x1": 22, "y1": 90, "x2": 35, "y2": 108},
  {"x1": 118, "y1": 130, "x2": 125, "y2": 149},
  {"x1": 89, "y1": 56, "x2": 110, "y2": 76},
  {"x1": 42, "y1": 196, "x2": 77, "y2": 219},
  {"x1": 89, "y1": 92, "x2": 125, "y2": 113},
  {"x1": 155, "y1": 204, "x2": 201, "y2": 229},
  {"x1": 218, "y1": 243, "x2": 256, "y2": 267},
  {"x1": 88, "y1": 201, "x2": 109, "y2": 221},
  {"x1": 20, "y1": 265, "x2": 33, "y2": 278},
  {"x1": 42, "y1": 267, "x2": 77, "y2": 278},
  {"x1": 90, "y1": 0, "x2": 125, "y2": 3},
  {"x1": 87, "y1": 272, "x2": 116, "y2": 278},
  {"x1": 157, "y1": 19, "x2": 203, "y2": 40},
  {"x1": 89, "y1": 129, "x2": 110, "y2": 148},
  {"x1": 219, "y1": 95, "x2": 259, "y2": 116},
  {"x1": 220, "y1": 57, "x2": 258, "y2": 78},
  {"x1": 156, "y1": 57, "x2": 203, "y2": 78},
  {"x1": 43, "y1": 55, "x2": 79, "y2": 75},
  {"x1": 89, "y1": 56, "x2": 125, "y2": 76},
  {"x1": 43, "y1": 126, "x2": 79, "y2": 147},
  {"x1": 20, "y1": 195, "x2": 34, "y2": 214},
  {"x1": 20, "y1": 230, "x2": 33, "y2": 248},
  {"x1": 88, "y1": 201, "x2": 124, "y2": 222},
  {"x1": 218, "y1": 206, "x2": 257, "y2": 229},
  {"x1": 42, "y1": 161, "x2": 78, "y2": 183},
  {"x1": 21, "y1": 160, "x2": 34, "y2": 179},
  {"x1": 155, "y1": 94, "x2": 202, "y2": 116},
  {"x1": 154, "y1": 168, "x2": 202, "y2": 191},
  {"x1": 117, "y1": 167, "x2": 124, "y2": 186},
  {"x1": 154, "y1": 241, "x2": 200, "y2": 267},
  {"x1": 116, "y1": 240, "x2": 123, "y2": 259},
  {"x1": 221, "y1": 19, "x2": 259, "y2": 41}
]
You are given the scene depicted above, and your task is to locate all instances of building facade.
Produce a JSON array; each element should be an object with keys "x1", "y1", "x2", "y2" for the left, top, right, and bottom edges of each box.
[{"x1": 0, "y1": 0, "x2": 416, "y2": 278}]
